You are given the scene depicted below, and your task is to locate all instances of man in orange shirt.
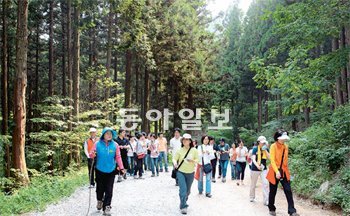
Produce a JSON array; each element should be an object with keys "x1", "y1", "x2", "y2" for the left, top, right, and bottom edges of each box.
[
  {"x1": 84, "y1": 127, "x2": 99, "y2": 188},
  {"x1": 156, "y1": 132, "x2": 168, "y2": 172},
  {"x1": 266, "y1": 130, "x2": 299, "y2": 216}
]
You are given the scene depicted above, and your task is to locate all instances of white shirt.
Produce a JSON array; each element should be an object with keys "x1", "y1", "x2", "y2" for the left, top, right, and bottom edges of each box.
[
  {"x1": 198, "y1": 144, "x2": 215, "y2": 165},
  {"x1": 170, "y1": 136, "x2": 182, "y2": 157},
  {"x1": 236, "y1": 146, "x2": 248, "y2": 162},
  {"x1": 127, "y1": 141, "x2": 137, "y2": 157}
]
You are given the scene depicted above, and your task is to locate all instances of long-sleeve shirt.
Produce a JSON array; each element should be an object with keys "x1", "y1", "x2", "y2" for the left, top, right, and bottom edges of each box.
[
  {"x1": 173, "y1": 147, "x2": 199, "y2": 174},
  {"x1": 198, "y1": 144, "x2": 215, "y2": 165},
  {"x1": 89, "y1": 139, "x2": 124, "y2": 173},
  {"x1": 266, "y1": 142, "x2": 291, "y2": 184}
]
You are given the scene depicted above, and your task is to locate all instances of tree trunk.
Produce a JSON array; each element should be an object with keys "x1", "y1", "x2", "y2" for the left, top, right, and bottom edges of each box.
[
  {"x1": 264, "y1": 88, "x2": 268, "y2": 123},
  {"x1": 257, "y1": 88, "x2": 262, "y2": 132},
  {"x1": 35, "y1": 23, "x2": 40, "y2": 104},
  {"x1": 340, "y1": 28, "x2": 348, "y2": 103},
  {"x1": 142, "y1": 67, "x2": 150, "y2": 132},
  {"x1": 105, "y1": 7, "x2": 112, "y2": 101},
  {"x1": 333, "y1": 37, "x2": 343, "y2": 106},
  {"x1": 276, "y1": 94, "x2": 282, "y2": 119},
  {"x1": 12, "y1": 0, "x2": 29, "y2": 185},
  {"x1": 124, "y1": 49, "x2": 132, "y2": 108},
  {"x1": 135, "y1": 57, "x2": 140, "y2": 105},
  {"x1": 72, "y1": 4, "x2": 80, "y2": 165},
  {"x1": 2, "y1": 0, "x2": 10, "y2": 178},
  {"x1": 61, "y1": 0, "x2": 66, "y2": 98},
  {"x1": 344, "y1": 26, "x2": 350, "y2": 103},
  {"x1": 304, "y1": 94, "x2": 310, "y2": 127},
  {"x1": 67, "y1": 0, "x2": 73, "y2": 164},
  {"x1": 48, "y1": 0, "x2": 54, "y2": 96},
  {"x1": 67, "y1": 0, "x2": 73, "y2": 129}
]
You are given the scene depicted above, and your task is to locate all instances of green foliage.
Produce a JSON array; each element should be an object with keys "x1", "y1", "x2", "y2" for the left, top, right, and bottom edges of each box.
[
  {"x1": 288, "y1": 105, "x2": 350, "y2": 212},
  {"x1": 0, "y1": 168, "x2": 87, "y2": 215}
]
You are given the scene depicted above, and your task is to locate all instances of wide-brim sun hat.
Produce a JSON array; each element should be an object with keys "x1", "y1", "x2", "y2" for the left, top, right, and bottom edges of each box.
[
  {"x1": 257, "y1": 135, "x2": 268, "y2": 144},
  {"x1": 277, "y1": 132, "x2": 290, "y2": 140},
  {"x1": 181, "y1": 133, "x2": 192, "y2": 141}
]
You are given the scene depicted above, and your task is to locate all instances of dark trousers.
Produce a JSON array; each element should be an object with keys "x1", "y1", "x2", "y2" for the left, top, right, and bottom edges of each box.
[
  {"x1": 268, "y1": 177, "x2": 297, "y2": 214},
  {"x1": 210, "y1": 159, "x2": 217, "y2": 178},
  {"x1": 117, "y1": 156, "x2": 128, "y2": 176},
  {"x1": 236, "y1": 161, "x2": 247, "y2": 180},
  {"x1": 87, "y1": 158, "x2": 95, "y2": 186},
  {"x1": 95, "y1": 169, "x2": 115, "y2": 210},
  {"x1": 134, "y1": 158, "x2": 144, "y2": 177},
  {"x1": 218, "y1": 164, "x2": 222, "y2": 176}
]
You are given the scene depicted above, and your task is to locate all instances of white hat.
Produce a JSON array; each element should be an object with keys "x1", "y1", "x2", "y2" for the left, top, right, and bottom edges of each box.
[
  {"x1": 182, "y1": 133, "x2": 192, "y2": 140},
  {"x1": 257, "y1": 136, "x2": 268, "y2": 144},
  {"x1": 89, "y1": 127, "x2": 97, "y2": 133},
  {"x1": 277, "y1": 132, "x2": 290, "y2": 140}
]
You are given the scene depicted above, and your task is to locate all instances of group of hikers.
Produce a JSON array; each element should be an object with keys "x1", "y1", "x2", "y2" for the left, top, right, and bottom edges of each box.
[{"x1": 83, "y1": 127, "x2": 299, "y2": 216}]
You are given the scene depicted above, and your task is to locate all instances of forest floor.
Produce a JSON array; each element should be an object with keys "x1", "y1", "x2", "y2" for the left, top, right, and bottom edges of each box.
[{"x1": 25, "y1": 165, "x2": 340, "y2": 216}]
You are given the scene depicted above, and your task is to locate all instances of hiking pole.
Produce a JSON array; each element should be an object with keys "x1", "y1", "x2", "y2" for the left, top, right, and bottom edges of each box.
[{"x1": 86, "y1": 158, "x2": 95, "y2": 216}]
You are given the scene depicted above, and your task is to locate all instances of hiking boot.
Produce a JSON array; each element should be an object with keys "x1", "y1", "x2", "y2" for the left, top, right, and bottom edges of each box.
[
  {"x1": 151, "y1": 174, "x2": 155, "y2": 177},
  {"x1": 180, "y1": 208, "x2": 187, "y2": 215},
  {"x1": 269, "y1": 211, "x2": 276, "y2": 216},
  {"x1": 117, "y1": 175, "x2": 122, "y2": 182},
  {"x1": 290, "y1": 213, "x2": 300, "y2": 216},
  {"x1": 199, "y1": 191, "x2": 203, "y2": 195},
  {"x1": 103, "y1": 206, "x2": 111, "y2": 215},
  {"x1": 212, "y1": 179, "x2": 216, "y2": 183},
  {"x1": 123, "y1": 173, "x2": 127, "y2": 180},
  {"x1": 96, "y1": 200, "x2": 103, "y2": 210},
  {"x1": 206, "y1": 193, "x2": 212, "y2": 198},
  {"x1": 218, "y1": 175, "x2": 221, "y2": 179}
]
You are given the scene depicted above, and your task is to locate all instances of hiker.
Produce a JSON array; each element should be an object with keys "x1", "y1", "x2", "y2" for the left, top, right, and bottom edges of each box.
[
  {"x1": 236, "y1": 139, "x2": 248, "y2": 186},
  {"x1": 83, "y1": 127, "x2": 99, "y2": 188},
  {"x1": 127, "y1": 134, "x2": 137, "y2": 176},
  {"x1": 173, "y1": 133, "x2": 199, "y2": 215},
  {"x1": 89, "y1": 127, "x2": 125, "y2": 216},
  {"x1": 229, "y1": 143, "x2": 237, "y2": 180},
  {"x1": 267, "y1": 130, "x2": 299, "y2": 216},
  {"x1": 149, "y1": 133, "x2": 160, "y2": 177},
  {"x1": 115, "y1": 128, "x2": 130, "y2": 182},
  {"x1": 250, "y1": 136, "x2": 269, "y2": 205},
  {"x1": 209, "y1": 136, "x2": 218, "y2": 183},
  {"x1": 197, "y1": 135, "x2": 214, "y2": 197},
  {"x1": 170, "y1": 128, "x2": 182, "y2": 186},
  {"x1": 156, "y1": 132, "x2": 168, "y2": 172},
  {"x1": 218, "y1": 138, "x2": 230, "y2": 183},
  {"x1": 134, "y1": 132, "x2": 146, "y2": 179}
]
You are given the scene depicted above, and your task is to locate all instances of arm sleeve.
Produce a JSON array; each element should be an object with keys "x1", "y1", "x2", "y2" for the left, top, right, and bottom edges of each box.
[
  {"x1": 84, "y1": 141, "x2": 89, "y2": 158},
  {"x1": 88, "y1": 143, "x2": 97, "y2": 159},
  {"x1": 115, "y1": 146, "x2": 124, "y2": 170},
  {"x1": 193, "y1": 149, "x2": 199, "y2": 163},
  {"x1": 270, "y1": 145, "x2": 279, "y2": 173}
]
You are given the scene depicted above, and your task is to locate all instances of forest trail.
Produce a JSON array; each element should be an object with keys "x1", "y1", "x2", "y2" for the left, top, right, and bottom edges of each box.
[{"x1": 25, "y1": 166, "x2": 339, "y2": 216}]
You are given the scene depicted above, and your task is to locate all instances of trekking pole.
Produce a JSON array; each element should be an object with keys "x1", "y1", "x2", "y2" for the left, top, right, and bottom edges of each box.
[{"x1": 86, "y1": 158, "x2": 94, "y2": 216}]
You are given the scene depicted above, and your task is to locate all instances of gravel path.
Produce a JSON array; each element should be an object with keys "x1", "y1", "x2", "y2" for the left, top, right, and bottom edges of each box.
[{"x1": 25, "y1": 166, "x2": 339, "y2": 216}]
